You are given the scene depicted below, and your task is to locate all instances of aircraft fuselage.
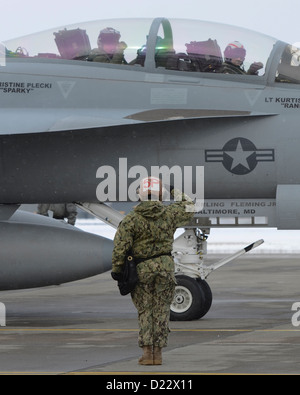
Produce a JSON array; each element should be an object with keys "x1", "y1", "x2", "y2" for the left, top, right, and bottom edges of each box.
[
  {"x1": 1, "y1": 17, "x2": 300, "y2": 292},
  {"x1": 0, "y1": 58, "x2": 296, "y2": 204}
]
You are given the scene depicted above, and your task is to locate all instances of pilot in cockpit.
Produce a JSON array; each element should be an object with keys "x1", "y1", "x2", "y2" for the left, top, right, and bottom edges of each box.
[
  {"x1": 220, "y1": 41, "x2": 263, "y2": 75},
  {"x1": 130, "y1": 36, "x2": 175, "y2": 68},
  {"x1": 88, "y1": 27, "x2": 127, "y2": 64}
]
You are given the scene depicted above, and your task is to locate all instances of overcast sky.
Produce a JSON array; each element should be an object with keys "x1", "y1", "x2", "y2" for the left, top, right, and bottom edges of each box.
[{"x1": 0, "y1": 0, "x2": 299, "y2": 45}]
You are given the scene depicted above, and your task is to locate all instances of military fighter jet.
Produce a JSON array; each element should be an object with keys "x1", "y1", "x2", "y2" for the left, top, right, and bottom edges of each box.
[{"x1": 1, "y1": 17, "x2": 299, "y2": 320}]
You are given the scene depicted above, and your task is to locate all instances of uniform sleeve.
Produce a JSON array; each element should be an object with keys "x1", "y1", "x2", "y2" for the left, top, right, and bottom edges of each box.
[
  {"x1": 112, "y1": 216, "x2": 135, "y2": 273},
  {"x1": 167, "y1": 189, "x2": 195, "y2": 228}
]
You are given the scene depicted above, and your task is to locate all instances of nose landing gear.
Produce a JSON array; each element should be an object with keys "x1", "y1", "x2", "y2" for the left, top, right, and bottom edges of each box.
[{"x1": 171, "y1": 228, "x2": 263, "y2": 321}]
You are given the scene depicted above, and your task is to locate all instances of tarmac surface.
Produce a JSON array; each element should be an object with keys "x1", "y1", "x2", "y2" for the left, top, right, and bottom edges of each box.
[{"x1": 0, "y1": 254, "x2": 299, "y2": 376}]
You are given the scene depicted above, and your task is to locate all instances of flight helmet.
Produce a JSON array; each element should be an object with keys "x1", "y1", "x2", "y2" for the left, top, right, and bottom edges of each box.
[
  {"x1": 137, "y1": 177, "x2": 163, "y2": 201},
  {"x1": 224, "y1": 41, "x2": 246, "y2": 62},
  {"x1": 98, "y1": 27, "x2": 121, "y2": 46}
]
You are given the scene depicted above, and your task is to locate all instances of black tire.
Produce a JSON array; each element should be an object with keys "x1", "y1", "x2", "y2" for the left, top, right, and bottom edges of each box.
[
  {"x1": 196, "y1": 278, "x2": 213, "y2": 319},
  {"x1": 170, "y1": 275, "x2": 205, "y2": 321}
]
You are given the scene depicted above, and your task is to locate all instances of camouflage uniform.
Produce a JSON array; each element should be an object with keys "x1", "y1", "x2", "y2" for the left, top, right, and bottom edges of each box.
[{"x1": 112, "y1": 189, "x2": 195, "y2": 348}]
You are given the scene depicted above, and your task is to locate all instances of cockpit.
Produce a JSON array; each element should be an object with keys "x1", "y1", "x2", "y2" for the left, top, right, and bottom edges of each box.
[{"x1": 2, "y1": 17, "x2": 300, "y2": 84}]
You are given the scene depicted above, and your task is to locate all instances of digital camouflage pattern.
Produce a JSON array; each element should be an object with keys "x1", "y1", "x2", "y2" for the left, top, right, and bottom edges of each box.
[
  {"x1": 112, "y1": 189, "x2": 195, "y2": 274},
  {"x1": 131, "y1": 270, "x2": 176, "y2": 348},
  {"x1": 112, "y1": 189, "x2": 195, "y2": 348}
]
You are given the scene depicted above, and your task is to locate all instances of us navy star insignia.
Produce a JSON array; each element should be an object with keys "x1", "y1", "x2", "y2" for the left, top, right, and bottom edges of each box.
[{"x1": 205, "y1": 138, "x2": 275, "y2": 175}]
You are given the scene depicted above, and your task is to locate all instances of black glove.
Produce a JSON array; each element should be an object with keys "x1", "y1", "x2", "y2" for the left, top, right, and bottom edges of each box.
[
  {"x1": 248, "y1": 62, "x2": 263, "y2": 75},
  {"x1": 169, "y1": 185, "x2": 175, "y2": 194},
  {"x1": 111, "y1": 271, "x2": 123, "y2": 281},
  {"x1": 163, "y1": 184, "x2": 174, "y2": 195}
]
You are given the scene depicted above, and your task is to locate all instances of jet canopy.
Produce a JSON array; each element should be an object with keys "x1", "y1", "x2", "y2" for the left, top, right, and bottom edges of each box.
[{"x1": 2, "y1": 17, "x2": 300, "y2": 83}]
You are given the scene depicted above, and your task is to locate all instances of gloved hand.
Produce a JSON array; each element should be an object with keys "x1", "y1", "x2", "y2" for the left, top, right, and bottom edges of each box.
[
  {"x1": 248, "y1": 62, "x2": 263, "y2": 75},
  {"x1": 169, "y1": 185, "x2": 175, "y2": 194},
  {"x1": 111, "y1": 271, "x2": 123, "y2": 281},
  {"x1": 159, "y1": 184, "x2": 174, "y2": 201}
]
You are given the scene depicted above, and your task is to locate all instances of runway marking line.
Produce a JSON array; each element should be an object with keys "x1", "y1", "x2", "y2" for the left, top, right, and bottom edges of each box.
[
  {"x1": 0, "y1": 328, "x2": 299, "y2": 332},
  {"x1": 0, "y1": 372, "x2": 63, "y2": 376},
  {"x1": 65, "y1": 372, "x2": 292, "y2": 376}
]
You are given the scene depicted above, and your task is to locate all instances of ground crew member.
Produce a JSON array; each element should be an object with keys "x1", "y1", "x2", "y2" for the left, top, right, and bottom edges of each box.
[
  {"x1": 37, "y1": 203, "x2": 77, "y2": 226},
  {"x1": 88, "y1": 27, "x2": 127, "y2": 64},
  {"x1": 111, "y1": 177, "x2": 195, "y2": 365}
]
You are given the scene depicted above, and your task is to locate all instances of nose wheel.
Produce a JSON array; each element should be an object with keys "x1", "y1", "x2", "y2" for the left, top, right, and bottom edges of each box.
[
  {"x1": 172, "y1": 285, "x2": 193, "y2": 313},
  {"x1": 170, "y1": 275, "x2": 212, "y2": 321}
]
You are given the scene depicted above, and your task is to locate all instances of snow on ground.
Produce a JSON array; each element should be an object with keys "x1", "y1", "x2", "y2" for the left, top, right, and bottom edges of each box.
[{"x1": 76, "y1": 219, "x2": 300, "y2": 254}]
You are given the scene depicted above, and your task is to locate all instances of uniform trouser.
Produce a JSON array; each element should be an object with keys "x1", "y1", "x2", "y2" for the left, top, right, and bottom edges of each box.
[{"x1": 131, "y1": 271, "x2": 176, "y2": 348}]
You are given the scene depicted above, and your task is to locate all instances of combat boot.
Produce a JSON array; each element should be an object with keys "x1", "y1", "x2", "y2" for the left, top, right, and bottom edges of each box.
[
  {"x1": 153, "y1": 346, "x2": 162, "y2": 365},
  {"x1": 138, "y1": 346, "x2": 153, "y2": 365}
]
